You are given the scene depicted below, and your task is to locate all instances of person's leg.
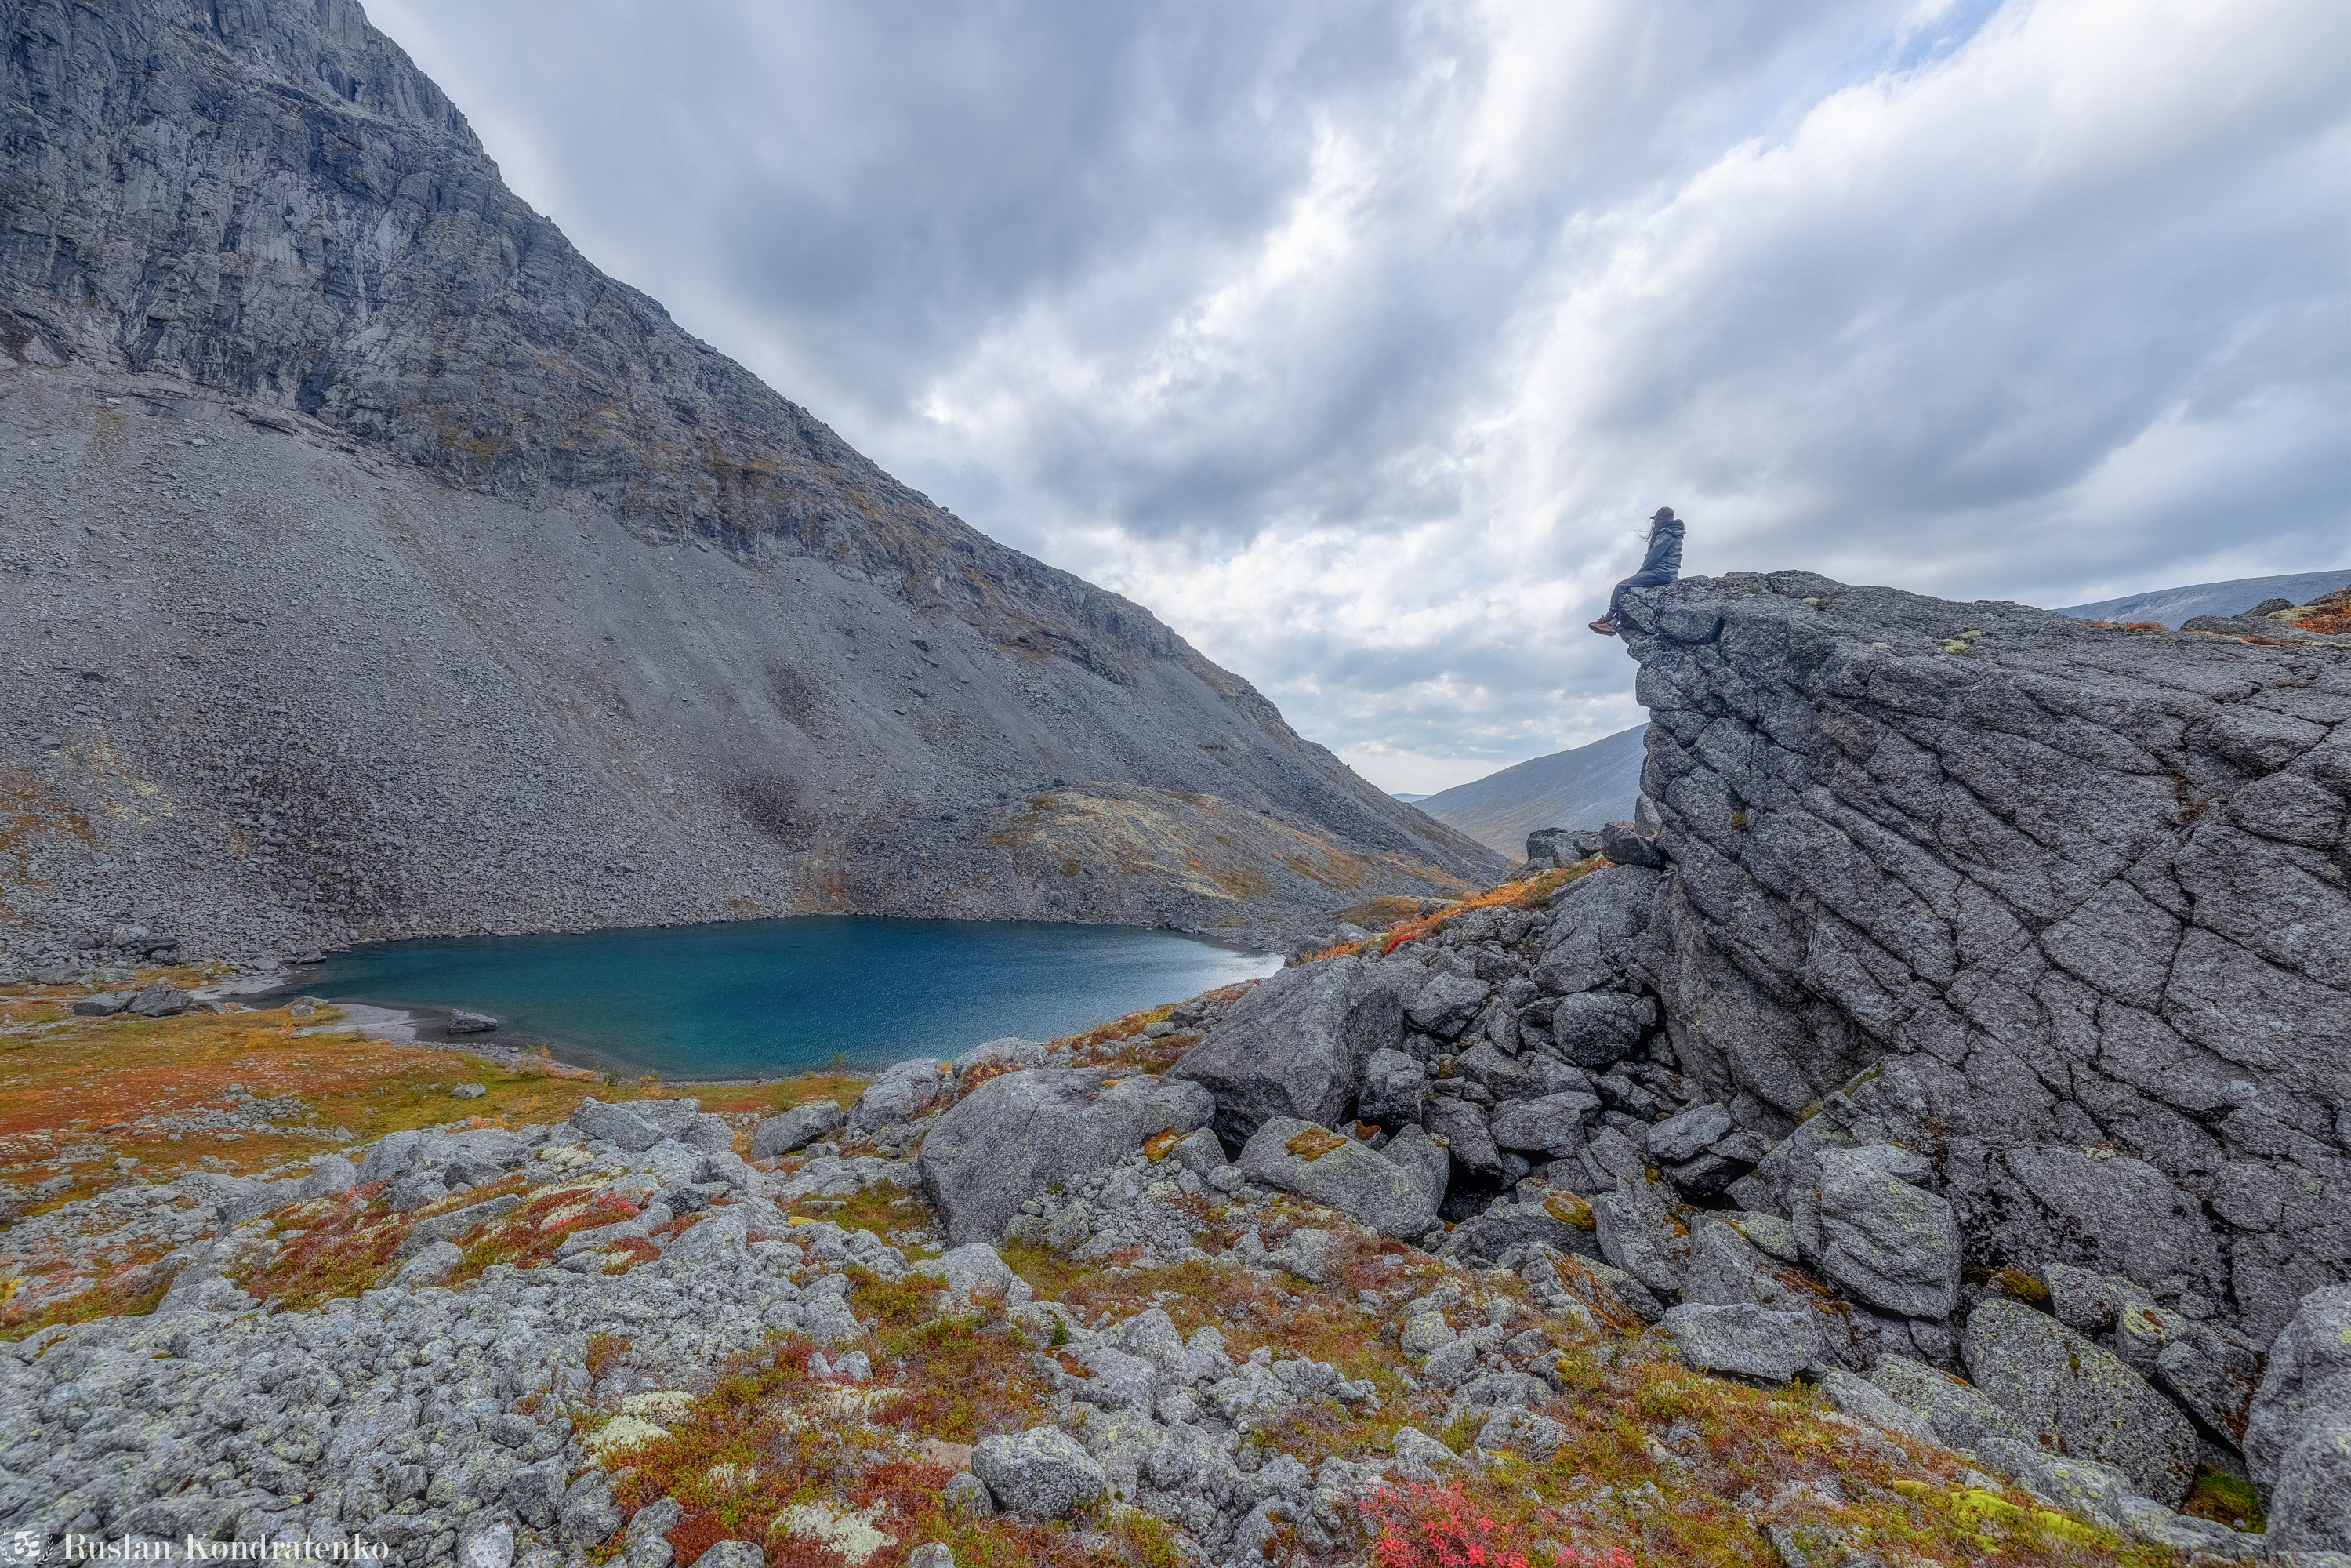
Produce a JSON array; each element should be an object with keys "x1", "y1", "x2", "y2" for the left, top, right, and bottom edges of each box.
[{"x1": 1608, "y1": 567, "x2": 1674, "y2": 627}]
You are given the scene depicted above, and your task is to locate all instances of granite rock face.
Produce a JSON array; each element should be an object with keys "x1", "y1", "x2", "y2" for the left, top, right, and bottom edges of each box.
[
  {"x1": 0, "y1": 0, "x2": 1501, "y2": 961},
  {"x1": 1619, "y1": 572, "x2": 2350, "y2": 1346},
  {"x1": 2247, "y1": 1285, "x2": 2351, "y2": 1552}
]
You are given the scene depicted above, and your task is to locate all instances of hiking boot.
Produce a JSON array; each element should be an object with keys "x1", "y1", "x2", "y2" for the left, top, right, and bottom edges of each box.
[{"x1": 1587, "y1": 618, "x2": 1617, "y2": 636}]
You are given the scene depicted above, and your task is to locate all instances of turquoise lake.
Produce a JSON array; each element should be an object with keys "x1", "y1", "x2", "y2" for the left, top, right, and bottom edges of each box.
[{"x1": 261, "y1": 916, "x2": 1280, "y2": 1080}]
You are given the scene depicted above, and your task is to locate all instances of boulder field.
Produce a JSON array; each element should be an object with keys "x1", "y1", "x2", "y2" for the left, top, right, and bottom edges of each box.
[{"x1": 5, "y1": 573, "x2": 2347, "y2": 1566}]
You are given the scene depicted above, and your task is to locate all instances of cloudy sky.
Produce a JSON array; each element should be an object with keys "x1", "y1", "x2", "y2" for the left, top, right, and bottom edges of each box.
[{"x1": 371, "y1": 0, "x2": 2351, "y2": 793}]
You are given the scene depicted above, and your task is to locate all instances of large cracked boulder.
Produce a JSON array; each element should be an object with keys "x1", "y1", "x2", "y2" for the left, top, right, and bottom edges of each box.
[
  {"x1": 1961, "y1": 1298, "x2": 2197, "y2": 1506},
  {"x1": 918, "y1": 1069, "x2": 1214, "y2": 1245},
  {"x1": 1170, "y1": 956, "x2": 1399, "y2": 1145},
  {"x1": 1237, "y1": 1117, "x2": 1439, "y2": 1239},
  {"x1": 1620, "y1": 572, "x2": 2351, "y2": 1350},
  {"x1": 2246, "y1": 1285, "x2": 2351, "y2": 1553}
]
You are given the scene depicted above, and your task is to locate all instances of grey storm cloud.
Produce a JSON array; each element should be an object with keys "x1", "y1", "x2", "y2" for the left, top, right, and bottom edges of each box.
[{"x1": 371, "y1": 0, "x2": 2351, "y2": 791}]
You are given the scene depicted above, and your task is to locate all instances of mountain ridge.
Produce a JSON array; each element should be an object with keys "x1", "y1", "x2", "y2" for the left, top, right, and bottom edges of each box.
[
  {"x1": 0, "y1": 0, "x2": 1501, "y2": 966},
  {"x1": 1410, "y1": 723, "x2": 1647, "y2": 860}
]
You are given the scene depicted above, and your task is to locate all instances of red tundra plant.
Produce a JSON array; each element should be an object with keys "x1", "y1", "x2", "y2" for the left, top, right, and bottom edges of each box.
[{"x1": 1365, "y1": 1481, "x2": 1638, "y2": 1568}]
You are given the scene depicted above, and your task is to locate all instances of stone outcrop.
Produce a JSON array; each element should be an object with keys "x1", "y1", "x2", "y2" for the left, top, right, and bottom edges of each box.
[
  {"x1": 1618, "y1": 572, "x2": 2349, "y2": 1348},
  {"x1": 0, "y1": 0, "x2": 1500, "y2": 963},
  {"x1": 1145, "y1": 570, "x2": 2347, "y2": 1535}
]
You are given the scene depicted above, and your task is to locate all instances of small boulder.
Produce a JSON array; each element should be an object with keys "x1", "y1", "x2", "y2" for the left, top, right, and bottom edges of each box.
[
  {"x1": 1421, "y1": 1094, "x2": 1504, "y2": 1179},
  {"x1": 1870, "y1": 1354, "x2": 2029, "y2": 1450},
  {"x1": 1357, "y1": 1047, "x2": 1429, "y2": 1127},
  {"x1": 458, "y1": 1521, "x2": 514, "y2": 1568},
  {"x1": 953, "y1": 1036, "x2": 1044, "y2": 1073},
  {"x1": 1645, "y1": 1102, "x2": 1733, "y2": 1165},
  {"x1": 928, "y1": 1242, "x2": 1033, "y2": 1306},
  {"x1": 1406, "y1": 971, "x2": 1493, "y2": 1035},
  {"x1": 971, "y1": 1427, "x2": 1107, "y2": 1521},
  {"x1": 1805, "y1": 1143, "x2": 1961, "y2": 1320},
  {"x1": 450, "y1": 1083, "x2": 486, "y2": 1100},
  {"x1": 1439, "y1": 1200, "x2": 1600, "y2": 1265},
  {"x1": 71, "y1": 992, "x2": 133, "y2": 1016},
  {"x1": 395, "y1": 1240, "x2": 464, "y2": 1287},
  {"x1": 693, "y1": 1546, "x2": 763, "y2": 1568},
  {"x1": 1389, "y1": 1426, "x2": 1461, "y2": 1482},
  {"x1": 1525, "y1": 827, "x2": 1589, "y2": 866},
  {"x1": 750, "y1": 1101, "x2": 847, "y2": 1158},
  {"x1": 920, "y1": 1069, "x2": 1214, "y2": 1245},
  {"x1": 1453, "y1": 1040, "x2": 1549, "y2": 1101},
  {"x1": 1544, "y1": 991, "x2": 1647, "y2": 1070},
  {"x1": 851, "y1": 1058, "x2": 953, "y2": 1131},
  {"x1": 569, "y1": 1098, "x2": 663, "y2": 1153},
  {"x1": 1380, "y1": 1124, "x2": 1452, "y2": 1212},
  {"x1": 1477, "y1": 1406, "x2": 1566, "y2": 1459},
  {"x1": 1488, "y1": 1091, "x2": 1600, "y2": 1152},
  {"x1": 445, "y1": 1009, "x2": 499, "y2": 1033},
  {"x1": 941, "y1": 1472, "x2": 994, "y2": 1518},
  {"x1": 1237, "y1": 1117, "x2": 1439, "y2": 1239},
  {"x1": 1597, "y1": 822, "x2": 1663, "y2": 868},
  {"x1": 1662, "y1": 1303, "x2": 1820, "y2": 1383},
  {"x1": 1156, "y1": 1127, "x2": 1225, "y2": 1178},
  {"x1": 126, "y1": 982, "x2": 190, "y2": 1018},
  {"x1": 1961, "y1": 1298, "x2": 2196, "y2": 1506},
  {"x1": 1817, "y1": 1368, "x2": 1934, "y2": 1443},
  {"x1": 1591, "y1": 1192, "x2": 1688, "y2": 1295}
]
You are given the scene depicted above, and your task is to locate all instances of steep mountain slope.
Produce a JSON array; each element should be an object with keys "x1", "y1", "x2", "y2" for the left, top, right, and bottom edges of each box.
[
  {"x1": 2057, "y1": 569, "x2": 2351, "y2": 628},
  {"x1": 1410, "y1": 724, "x2": 1647, "y2": 859},
  {"x1": 0, "y1": 0, "x2": 1500, "y2": 965}
]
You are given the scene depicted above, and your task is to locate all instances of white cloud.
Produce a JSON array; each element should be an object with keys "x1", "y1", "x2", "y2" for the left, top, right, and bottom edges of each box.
[{"x1": 368, "y1": 0, "x2": 2351, "y2": 793}]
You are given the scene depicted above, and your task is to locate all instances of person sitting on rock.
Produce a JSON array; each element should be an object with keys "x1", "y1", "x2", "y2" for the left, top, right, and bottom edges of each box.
[{"x1": 1589, "y1": 506, "x2": 1685, "y2": 635}]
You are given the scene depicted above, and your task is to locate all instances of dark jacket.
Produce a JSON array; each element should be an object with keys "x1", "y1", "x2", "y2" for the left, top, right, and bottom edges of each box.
[{"x1": 1632, "y1": 515, "x2": 1683, "y2": 584}]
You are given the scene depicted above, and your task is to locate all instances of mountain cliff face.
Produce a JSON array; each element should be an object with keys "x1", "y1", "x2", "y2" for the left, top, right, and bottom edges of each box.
[
  {"x1": 1620, "y1": 570, "x2": 2351, "y2": 1345},
  {"x1": 0, "y1": 0, "x2": 1500, "y2": 963}
]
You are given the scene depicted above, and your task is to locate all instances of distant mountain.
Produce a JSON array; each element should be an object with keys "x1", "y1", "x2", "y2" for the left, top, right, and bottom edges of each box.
[
  {"x1": 1391, "y1": 793, "x2": 1430, "y2": 803},
  {"x1": 1410, "y1": 724, "x2": 1648, "y2": 860},
  {"x1": 2056, "y1": 570, "x2": 2351, "y2": 628}
]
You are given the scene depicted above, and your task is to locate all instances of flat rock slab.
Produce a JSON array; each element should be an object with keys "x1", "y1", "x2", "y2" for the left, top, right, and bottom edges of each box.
[
  {"x1": 1962, "y1": 1298, "x2": 2196, "y2": 1507},
  {"x1": 750, "y1": 1101, "x2": 847, "y2": 1158},
  {"x1": 1663, "y1": 1302, "x2": 1820, "y2": 1383}
]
